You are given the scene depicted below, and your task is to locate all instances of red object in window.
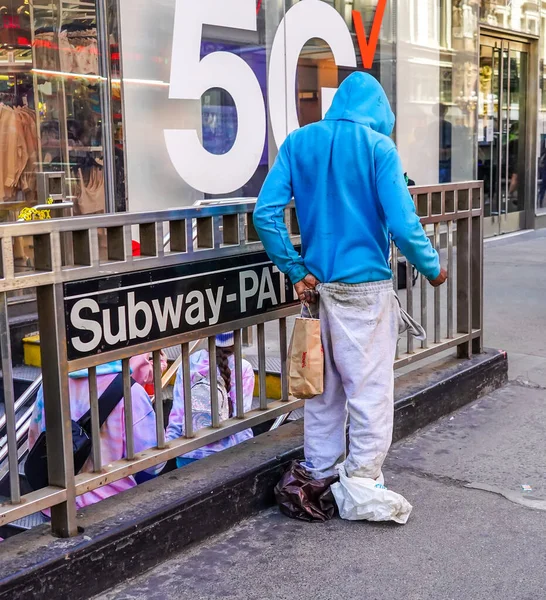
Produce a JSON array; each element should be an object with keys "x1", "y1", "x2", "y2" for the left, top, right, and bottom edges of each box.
[
  {"x1": 132, "y1": 240, "x2": 141, "y2": 256},
  {"x1": 33, "y1": 38, "x2": 57, "y2": 50},
  {"x1": 256, "y1": 0, "x2": 262, "y2": 14},
  {"x1": 3, "y1": 15, "x2": 20, "y2": 30}
]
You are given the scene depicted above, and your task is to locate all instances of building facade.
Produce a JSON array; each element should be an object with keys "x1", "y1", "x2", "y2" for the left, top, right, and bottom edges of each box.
[{"x1": 1, "y1": 0, "x2": 546, "y2": 266}]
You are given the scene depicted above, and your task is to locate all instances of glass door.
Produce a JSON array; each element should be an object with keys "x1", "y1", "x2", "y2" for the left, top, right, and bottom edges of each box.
[{"x1": 479, "y1": 36, "x2": 529, "y2": 236}]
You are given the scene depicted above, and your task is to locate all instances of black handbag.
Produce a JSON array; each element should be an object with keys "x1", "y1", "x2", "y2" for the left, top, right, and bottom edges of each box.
[
  {"x1": 396, "y1": 258, "x2": 418, "y2": 290},
  {"x1": 25, "y1": 373, "x2": 131, "y2": 491},
  {"x1": 395, "y1": 175, "x2": 418, "y2": 290}
]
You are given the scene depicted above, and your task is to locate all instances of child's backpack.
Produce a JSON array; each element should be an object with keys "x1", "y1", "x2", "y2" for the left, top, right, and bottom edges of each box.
[{"x1": 187, "y1": 374, "x2": 231, "y2": 433}]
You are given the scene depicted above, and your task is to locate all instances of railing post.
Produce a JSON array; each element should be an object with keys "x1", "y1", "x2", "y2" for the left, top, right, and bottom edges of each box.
[
  {"x1": 37, "y1": 283, "x2": 77, "y2": 537},
  {"x1": 0, "y1": 292, "x2": 21, "y2": 505},
  {"x1": 457, "y1": 214, "x2": 473, "y2": 359},
  {"x1": 242, "y1": 326, "x2": 253, "y2": 347},
  {"x1": 472, "y1": 186, "x2": 484, "y2": 354}
]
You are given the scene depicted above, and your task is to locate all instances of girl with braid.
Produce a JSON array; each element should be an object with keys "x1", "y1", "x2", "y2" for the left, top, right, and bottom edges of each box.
[{"x1": 166, "y1": 332, "x2": 256, "y2": 468}]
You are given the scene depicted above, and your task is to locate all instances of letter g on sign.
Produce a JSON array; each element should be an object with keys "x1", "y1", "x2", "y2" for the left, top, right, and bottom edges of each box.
[{"x1": 268, "y1": 0, "x2": 357, "y2": 149}]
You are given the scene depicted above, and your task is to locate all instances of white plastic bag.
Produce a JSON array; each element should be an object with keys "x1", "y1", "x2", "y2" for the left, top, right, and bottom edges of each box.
[{"x1": 331, "y1": 465, "x2": 413, "y2": 524}]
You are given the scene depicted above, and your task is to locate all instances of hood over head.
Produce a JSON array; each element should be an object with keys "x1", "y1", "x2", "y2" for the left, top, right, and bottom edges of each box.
[{"x1": 324, "y1": 72, "x2": 395, "y2": 136}]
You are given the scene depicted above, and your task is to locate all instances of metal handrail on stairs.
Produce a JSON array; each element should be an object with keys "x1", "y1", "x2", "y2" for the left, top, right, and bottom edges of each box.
[
  {"x1": 0, "y1": 377, "x2": 41, "y2": 483},
  {"x1": 0, "y1": 375, "x2": 42, "y2": 437}
]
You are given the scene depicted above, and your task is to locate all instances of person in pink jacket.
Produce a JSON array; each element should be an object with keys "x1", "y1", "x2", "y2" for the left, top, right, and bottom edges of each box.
[
  {"x1": 167, "y1": 333, "x2": 256, "y2": 467},
  {"x1": 29, "y1": 353, "x2": 166, "y2": 510}
]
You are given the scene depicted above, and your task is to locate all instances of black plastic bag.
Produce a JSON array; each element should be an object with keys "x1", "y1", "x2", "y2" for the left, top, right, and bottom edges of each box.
[
  {"x1": 395, "y1": 259, "x2": 418, "y2": 290},
  {"x1": 274, "y1": 461, "x2": 337, "y2": 522}
]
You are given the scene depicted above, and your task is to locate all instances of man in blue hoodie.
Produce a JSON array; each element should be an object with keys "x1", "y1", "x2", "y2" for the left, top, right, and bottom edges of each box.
[{"x1": 254, "y1": 72, "x2": 446, "y2": 485}]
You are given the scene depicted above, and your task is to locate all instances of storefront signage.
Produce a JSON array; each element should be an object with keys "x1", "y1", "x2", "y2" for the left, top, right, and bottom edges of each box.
[
  {"x1": 352, "y1": 1, "x2": 387, "y2": 70},
  {"x1": 64, "y1": 251, "x2": 297, "y2": 361},
  {"x1": 165, "y1": 0, "x2": 386, "y2": 196}
]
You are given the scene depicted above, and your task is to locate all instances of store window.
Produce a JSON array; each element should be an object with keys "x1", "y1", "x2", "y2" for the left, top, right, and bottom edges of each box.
[
  {"x1": 0, "y1": 0, "x2": 111, "y2": 270},
  {"x1": 396, "y1": 0, "x2": 479, "y2": 186},
  {"x1": 118, "y1": 0, "x2": 395, "y2": 211},
  {"x1": 0, "y1": 0, "x2": 399, "y2": 232}
]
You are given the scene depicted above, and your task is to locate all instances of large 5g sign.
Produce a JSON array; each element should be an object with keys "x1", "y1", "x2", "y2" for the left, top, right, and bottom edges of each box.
[{"x1": 165, "y1": 0, "x2": 385, "y2": 195}]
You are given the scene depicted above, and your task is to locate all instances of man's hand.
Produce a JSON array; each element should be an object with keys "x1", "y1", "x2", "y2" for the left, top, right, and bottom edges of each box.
[
  {"x1": 294, "y1": 274, "x2": 320, "y2": 303},
  {"x1": 429, "y1": 267, "x2": 448, "y2": 288}
]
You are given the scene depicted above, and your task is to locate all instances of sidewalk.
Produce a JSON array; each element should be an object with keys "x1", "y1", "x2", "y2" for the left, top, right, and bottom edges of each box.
[
  {"x1": 483, "y1": 229, "x2": 546, "y2": 385},
  {"x1": 98, "y1": 382, "x2": 546, "y2": 600},
  {"x1": 97, "y1": 230, "x2": 546, "y2": 600}
]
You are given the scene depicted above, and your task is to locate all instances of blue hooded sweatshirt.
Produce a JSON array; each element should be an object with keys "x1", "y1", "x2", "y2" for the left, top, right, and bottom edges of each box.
[{"x1": 253, "y1": 72, "x2": 440, "y2": 284}]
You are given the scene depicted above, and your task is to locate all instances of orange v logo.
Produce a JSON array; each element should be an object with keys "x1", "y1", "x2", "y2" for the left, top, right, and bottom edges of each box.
[{"x1": 352, "y1": 0, "x2": 387, "y2": 70}]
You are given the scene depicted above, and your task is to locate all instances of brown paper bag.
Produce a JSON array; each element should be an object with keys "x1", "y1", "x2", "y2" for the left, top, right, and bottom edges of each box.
[{"x1": 288, "y1": 312, "x2": 323, "y2": 399}]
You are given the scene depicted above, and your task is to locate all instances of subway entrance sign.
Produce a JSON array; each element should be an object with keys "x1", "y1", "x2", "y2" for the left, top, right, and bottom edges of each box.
[{"x1": 64, "y1": 251, "x2": 297, "y2": 361}]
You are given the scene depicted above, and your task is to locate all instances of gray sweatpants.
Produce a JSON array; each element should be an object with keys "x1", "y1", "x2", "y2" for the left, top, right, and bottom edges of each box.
[{"x1": 303, "y1": 280, "x2": 399, "y2": 480}]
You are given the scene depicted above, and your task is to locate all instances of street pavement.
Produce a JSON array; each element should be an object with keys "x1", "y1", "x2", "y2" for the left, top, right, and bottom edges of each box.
[
  {"x1": 98, "y1": 230, "x2": 546, "y2": 600},
  {"x1": 483, "y1": 230, "x2": 546, "y2": 385}
]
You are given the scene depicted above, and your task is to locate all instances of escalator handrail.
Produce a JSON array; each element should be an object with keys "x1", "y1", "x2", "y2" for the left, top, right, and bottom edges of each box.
[
  {"x1": 0, "y1": 437, "x2": 29, "y2": 482},
  {"x1": 0, "y1": 375, "x2": 42, "y2": 437},
  {"x1": 0, "y1": 401, "x2": 35, "y2": 452},
  {"x1": 0, "y1": 414, "x2": 32, "y2": 463}
]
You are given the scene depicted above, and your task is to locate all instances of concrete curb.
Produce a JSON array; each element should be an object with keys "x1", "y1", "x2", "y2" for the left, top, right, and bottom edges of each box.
[
  {"x1": 393, "y1": 349, "x2": 508, "y2": 441},
  {"x1": 0, "y1": 349, "x2": 507, "y2": 600}
]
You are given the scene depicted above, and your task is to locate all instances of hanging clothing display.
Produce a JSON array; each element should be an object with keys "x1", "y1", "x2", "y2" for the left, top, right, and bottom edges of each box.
[
  {"x1": 33, "y1": 31, "x2": 57, "y2": 72},
  {"x1": 35, "y1": 29, "x2": 99, "y2": 75},
  {"x1": 17, "y1": 107, "x2": 39, "y2": 196},
  {"x1": 0, "y1": 105, "x2": 38, "y2": 202},
  {"x1": 77, "y1": 166, "x2": 105, "y2": 215}
]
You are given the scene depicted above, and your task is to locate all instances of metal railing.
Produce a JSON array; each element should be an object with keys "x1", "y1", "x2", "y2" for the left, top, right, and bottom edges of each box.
[
  {"x1": 0, "y1": 209, "x2": 245, "y2": 494},
  {"x1": 0, "y1": 182, "x2": 483, "y2": 537},
  {"x1": 394, "y1": 181, "x2": 483, "y2": 364}
]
